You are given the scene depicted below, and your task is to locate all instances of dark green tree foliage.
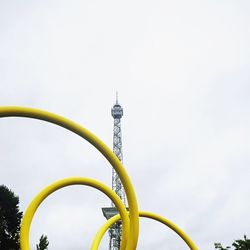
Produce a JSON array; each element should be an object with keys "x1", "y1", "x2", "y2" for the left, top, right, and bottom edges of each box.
[
  {"x1": 215, "y1": 243, "x2": 231, "y2": 250},
  {"x1": 215, "y1": 235, "x2": 250, "y2": 250},
  {"x1": 0, "y1": 185, "x2": 23, "y2": 250},
  {"x1": 36, "y1": 234, "x2": 49, "y2": 250}
]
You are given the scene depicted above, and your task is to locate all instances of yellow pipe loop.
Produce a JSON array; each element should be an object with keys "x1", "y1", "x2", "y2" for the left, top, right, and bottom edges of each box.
[
  {"x1": 0, "y1": 106, "x2": 139, "y2": 250},
  {"x1": 92, "y1": 211, "x2": 199, "y2": 250},
  {"x1": 1, "y1": 106, "x2": 200, "y2": 249},
  {"x1": 20, "y1": 177, "x2": 130, "y2": 250}
]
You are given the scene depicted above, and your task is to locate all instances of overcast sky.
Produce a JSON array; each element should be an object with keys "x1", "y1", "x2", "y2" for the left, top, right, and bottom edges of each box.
[{"x1": 0, "y1": 1, "x2": 250, "y2": 249}]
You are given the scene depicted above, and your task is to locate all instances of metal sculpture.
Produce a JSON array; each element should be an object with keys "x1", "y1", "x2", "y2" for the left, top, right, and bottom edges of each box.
[{"x1": 0, "y1": 106, "x2": 198, "y2": 250}]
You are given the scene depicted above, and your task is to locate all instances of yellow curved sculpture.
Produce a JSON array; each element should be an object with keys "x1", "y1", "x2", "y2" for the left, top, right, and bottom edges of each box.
[
  {"x1": 92, "y1": 211, "x2": 198, "y2": 250},
  {"x1": 0, "y1": 106, "x2": 199, "y2": 249},
  {"x1": 20, "y1": 177, "x2": 130, "y2": 250},
  {"x1": 0, "y1": 106, "x2": 139, "y2": 250}
]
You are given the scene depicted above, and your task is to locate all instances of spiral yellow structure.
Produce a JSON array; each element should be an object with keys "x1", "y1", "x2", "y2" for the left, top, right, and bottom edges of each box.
[
  {"x1": 92, "y1": 211, "x2": 198, "y2": 250},
  {"x1": 0, "y1": 106, "x2": 139, "y2": 250},
  {"x1": 0, "y1": 106, "x2": 199, "y2": 249},
  {"x1": 20, "y1": 177, "x2": 130, "y2": 250}
]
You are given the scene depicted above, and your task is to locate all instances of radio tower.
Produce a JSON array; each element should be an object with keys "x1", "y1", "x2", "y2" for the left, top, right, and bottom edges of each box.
[{"x1": 102, "y1": 93, "x2": 126, "y2": 250}]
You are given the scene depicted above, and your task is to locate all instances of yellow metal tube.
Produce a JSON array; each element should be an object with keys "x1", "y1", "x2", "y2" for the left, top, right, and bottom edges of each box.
[
  {"x1": 92, "y1": 211, "x2": 199, "y2": 250},
  {"x1": 0, "y1": 106, "x2": 139, "y2": 250},
  {"x1": 20, "y1": 177, "x2": 130, "y2": 250}
]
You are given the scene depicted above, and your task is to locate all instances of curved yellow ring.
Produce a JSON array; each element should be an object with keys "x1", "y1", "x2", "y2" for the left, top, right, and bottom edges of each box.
[
  {"x1": 0, "y1": 106, "x2": 139, "y2": 250},
  {"x1": 92, "y1": 211, "x2": 198, "y2": 250},
  {"x1": 20, "y1": 177, "x2": 130, "y2": 250}
]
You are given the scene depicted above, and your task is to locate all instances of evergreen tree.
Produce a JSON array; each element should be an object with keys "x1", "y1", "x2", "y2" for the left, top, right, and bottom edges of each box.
[
  {"x1": 0, "y1": 185, "x2": 23, "y2": 250},
  {"x1": 36, "y1": 234, "x2": 49, "y2": 250},
  {"x1": 215, "y1": 235, "x2": 250, "y2": 250}
]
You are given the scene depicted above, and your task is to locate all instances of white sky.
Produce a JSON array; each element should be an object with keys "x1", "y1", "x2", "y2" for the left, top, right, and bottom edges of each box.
[{"x1": 0, "y1": 1, "x2": 250, "y2": 249}]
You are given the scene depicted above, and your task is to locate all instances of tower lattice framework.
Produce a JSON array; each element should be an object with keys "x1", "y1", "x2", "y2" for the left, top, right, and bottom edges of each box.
[{"x1": 102, "y1": 94, "x2": 127, "y2": 250}]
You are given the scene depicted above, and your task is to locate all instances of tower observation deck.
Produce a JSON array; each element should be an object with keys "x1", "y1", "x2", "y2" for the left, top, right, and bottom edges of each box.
[{"x1": 102, "y1": 94, "x2": 126, "y2": 250}]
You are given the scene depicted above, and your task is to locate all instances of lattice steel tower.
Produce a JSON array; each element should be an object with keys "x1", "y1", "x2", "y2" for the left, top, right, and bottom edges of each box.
[{"x1": 102, "y1": 93, "x2": 126, "y2": 250}]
